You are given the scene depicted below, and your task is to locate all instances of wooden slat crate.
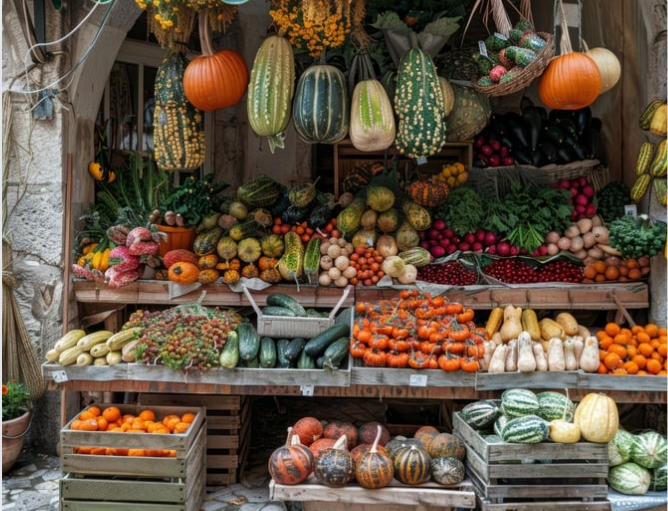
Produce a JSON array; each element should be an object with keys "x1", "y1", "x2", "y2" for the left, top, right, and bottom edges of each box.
[
  {"x1": 138, "y1": 394, "x2": 250, "y2": 485},
  {"x1": 453, "y1": 412, "x2": 609, "y2": 506},
  {"x1": 477, "y1": 495, "x2": 611, "y2": 511}
]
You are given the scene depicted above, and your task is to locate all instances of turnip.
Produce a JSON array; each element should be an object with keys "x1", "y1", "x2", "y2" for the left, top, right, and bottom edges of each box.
[
  {"x1": 496, "y1": 241, "x2": 511, "y2": 257},
  {"x1": 432, "y1": 219, "x2": 446, "y2": 230},
  {"x1": 547, "y1": 243, "x2": 560, "y2": 256}
]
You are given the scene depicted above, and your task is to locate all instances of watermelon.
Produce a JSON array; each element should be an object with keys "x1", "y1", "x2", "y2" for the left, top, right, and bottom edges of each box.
[
  {"x1": 494, "y1": 415, "x2": 509, "y2": 437},
  {"x1": 608, "y1": 462, "x2": 651, "y2": 495},
  {"x1": 608, "y1": 429, "x2": 636, "y2": 467},
  {"x1": 631, "y1": 431, "x2": 668, "y2": 469},
  {"x1": 651, "y1": 464, "x2": 667, "y2": 491}
]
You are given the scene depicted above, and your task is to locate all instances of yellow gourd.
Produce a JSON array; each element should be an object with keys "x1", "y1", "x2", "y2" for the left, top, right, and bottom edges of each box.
[
  {"x1": 500, "y1": 305, "x2": 522, "y2": 342},
  {"x1": 573, "y1": 393, "x2": 619, "y2": 443}
]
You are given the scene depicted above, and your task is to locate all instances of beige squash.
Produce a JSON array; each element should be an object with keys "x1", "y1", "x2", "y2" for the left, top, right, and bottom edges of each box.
[{"x1": 573, "y1": 392, "x2": 619, "y2": 443}]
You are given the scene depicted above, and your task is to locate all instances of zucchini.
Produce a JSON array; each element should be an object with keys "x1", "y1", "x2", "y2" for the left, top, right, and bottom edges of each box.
[
  {"x1": 220, "y1": 330, "x2": 240, "y2": 369},
  {"x1": 284, "y1": 337, "x2": 306, "y2": 361},
  {"x1": 262, "y1": 305, "x2": 297, "y2": 317},
  {"x1": 276, "y1": 338, "x2": 292, "y2": 368},
  {"x1": 245, "y1": 356, "x2": 260, "y2": 368},
  {"x1": 303, "y1": 323, "x2": 351, "y2": 357},
  {"x1": 237, "y1": 322, "x2": 260, "y2": 361},
  {"x1": 297, "y1": 348, "x2": 316, "y2": 369},
  {"x1": 266, "y1": 292, "x2": 307, "y2": 316},
  {"x1": 321, "y1": 337, "x2": 349, "y2": 369},
  {"x1": 259, "y1": 337, "x2": 277, "y2": 368}
]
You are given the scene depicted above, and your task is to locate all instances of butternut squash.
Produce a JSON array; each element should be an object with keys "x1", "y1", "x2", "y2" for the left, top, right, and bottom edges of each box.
[
  {"x1": 491, "y1": 332, "x2": 503, "y2": 347},
  {"x1": 562, "y1": 337, "x2": 578, "y2": 371},
  {"x1": 539, "y1": 318, "x2": 566, "y2": 341},
  {"x1": 517, "y1": 331, "x2": 537, "y2": 373},
  {"x1": 521, "y1": 309, "x2": 541, "y2": 341},
  {"x1": 500, "y1": 306, "x2": 522, "y2": 342},
  {"x1": 532, "y1": 342, "x2": 548, "y2": 372},
  {"x1": 485, "y1": 307, "x2": 504, "y2": 338},
  {"x1": 579, "y1": 336, "x2": 600, "y2": 373},
  {"x1": 571, "y1": 336, "x2": 584, "y2": 363},
  {"x1": 480, "y1": 340, "x2": 495, "y2": 371},
  {"x1": 505, "y1": 339, "x2": 518, "y2": 372},
  {"x1": 547, "y1": 337, "x2": 566, "y2": 371},
  {"x1": 577, "y1": 325, "x2": 591, "y2": 339},
  {"x1": 488, "y1": 344, "x2": 507, "y2": 373},
  {"x1": 556, "y1": 312, "x2": 579, "y2": 336}
]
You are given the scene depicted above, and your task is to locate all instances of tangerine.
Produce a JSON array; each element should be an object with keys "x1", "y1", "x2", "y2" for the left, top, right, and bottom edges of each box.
[
  {"x1": 593, "y1": 260, "x2": 607, "y2": 274},
  {"x1": 139, "y1": 409, "x2": 156, "y2": 422},
  {"x1": 604, "y1": 265, "x2": 620, "y2": 281},
  {"x1": 181, "y1": 412, "x2": 196, "y2": 423},
  {"x1": 102, "y1": 406, "x2": 121, "y2": 423},
  {"x1": 87, "y1": 406, "x2": 101, "y2": 417},
  {"x1": 172, "y1": 421, "x2": 190, "y2": 434}
]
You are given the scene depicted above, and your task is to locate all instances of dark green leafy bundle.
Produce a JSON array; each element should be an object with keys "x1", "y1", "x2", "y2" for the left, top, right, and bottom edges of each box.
[
  {"x1": 483, "y1": 182, "x2": 573, "y2": 252},
  {"x1": 433, "y1": 186, "x2": 485, "y2": 235},
  {"x1": 596, "y1": 181, "x2": 631, "y2": 223},
  {"x1": 159, "y1": 173, "x2": 229, "y2": 227},
  {"x1": 608, "y1": 214, "x2": 666, "y2": 259}
]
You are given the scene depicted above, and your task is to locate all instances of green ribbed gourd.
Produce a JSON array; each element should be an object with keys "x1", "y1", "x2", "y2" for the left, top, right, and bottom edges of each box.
[
  {"x1": 293, "y1": 64, "x2": 349, "y2": 144},
  {"x1": 350, "y1": 79, "x2": 396, "y2": 152},
  {"x1": 394, "y1": 44, "x2": 446, "y2": 159},
  {"x1": 247, "y1": 35, "x2": 295, "y2": 153}
]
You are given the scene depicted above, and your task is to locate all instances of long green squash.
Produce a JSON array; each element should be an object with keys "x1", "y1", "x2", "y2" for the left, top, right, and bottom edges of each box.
[
  {"x1": 349, "y1": 79, "x2": 395, "y2": 152},
  {"x1": 293, "y1": 64, "x2": 349, "y2": 144},
  {"x1": 394, "y1": 46, "x2": 446, "y2": 159},
  {"x1": 247, "y1": 35, "x2": 295, "y2": 153}
]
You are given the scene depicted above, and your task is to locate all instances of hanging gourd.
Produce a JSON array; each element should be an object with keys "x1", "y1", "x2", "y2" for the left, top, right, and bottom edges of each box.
[
  {"x1": 349, "y1": 51, "x2": 396, "y2": 152},
  {"x1": 183, "y1": 11, "x2": 249, "y2": 111},
  {"x1": 538, "y1": 1, "x2": 601, "y2": 110},
  {"x1": 247, "y1": 34, "x2": 296, "y2": 153},
  {"x1": 293, "y1": 60, "x2": 349, "y2": 144},
  {"x1": 583, "y1": 43, "x2": 621, "y2": 93}
]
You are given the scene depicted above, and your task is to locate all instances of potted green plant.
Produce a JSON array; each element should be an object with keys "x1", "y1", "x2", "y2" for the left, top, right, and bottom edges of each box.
[{"x1": 2, "y1": 381, "x2": 32, "y2": 473}]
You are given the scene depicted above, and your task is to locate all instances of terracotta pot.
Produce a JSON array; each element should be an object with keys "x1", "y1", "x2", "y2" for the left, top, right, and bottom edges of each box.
[
  {"x1": 156, "y1": 225, "x2": 195, "y2": 257},
  {"x1": 2, "y1": 410, "x2": 30, "y2": 473}
]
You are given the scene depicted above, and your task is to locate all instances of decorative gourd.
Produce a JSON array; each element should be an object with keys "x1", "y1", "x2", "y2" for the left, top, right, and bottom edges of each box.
[
  {"x1": 397, "y1": 247, "x2": 431, "y2": 268},
  {"x1": 237, "y1": 237, "x2": 262, "y2": 263},
  {"x1": 393, "y1": 444, "x2": 432, "y2": 485},
  {"x1": 350, "y1": 442, "x2": 389, "y2": 467},
  {"x1": 405, "y1": 178, "x2": 450, "y2": 208},
  {"x1": 168, "y1": 261, "x2": 200, "y2": 285},
  {"x1": 268, "y1": 428, "x2": 313, "y2": 485},
  {"x1": 445, "y1": 83, "x2": 491, "y2": 142},
  {"x1": 573, "y1": 392, "x2": 619, "y2": 443},
  {"x1": 293, "y1": 416, "x2": 323, "y2": 447},
  {"x1": 153, "y1": 52, "x2": 206, "y2": 172},
  {"x1": 342, "y1": 162, "x2": 384, "y2": 194},
  {"x1": 549, "y1": 420, "x2": 581, "y2": 443},
  {"x1": 376, "y1": 208, "x2": 399, "y2": 233},
  {"x1": 260, "y1": 235, "x2": 285, "y2": 258},
  {"x1": 394, "y1": 44, "x2": 446, "y2": 158},
  {"x1": 293, "y1": 64, "x2": 349, "y2": 144},
  {"x1": 197, "y1": 268, "x2": 220, "y2": 284},
  {"x1": 198, "y1": 254, "x2": 219, "y2": 270},
  {"x1": 355, "y1": 425, "x2": 395, "y2": 489},
  {"x1": 439, "y1": 76, "x2": 456, "y2": 116},
  {"x1": 402, "y1": 200, "x2": 432, "y2": 231},
  {"x1": 608, "y1": 429, "x2": 636, "y2": 467},
  {"x1": 289, "y1": 178, "x2": 319, "y2": 208},
  {"x1": 536, "y1": 391, "x2": 575, "y2": 422},
  {"x1": 277, "y1": 231, "x2": 304, "y2": 284},
  {"x1": 584, "y1": 46, "x2": 621, "y2": 93},
  {"x1": 431, "y1": 456, "x2": 465, "y2": 485},
  {"x1": 395, "y1": 221, "x2": 420, "y2": 251},
  {"x1": 385, "y1": 437, "x2": 422, "y2": 460},
  {"x1": 193, "y1": 228, "x2": 223, "y2": 256},
  {"x1": 222, "y1": 269, "x2": 240, "y2": 286},
  {"x1": 538, "y1": 53, "x2": 601, "y2": 110},
  {"x1": 241, "y1": 263, "x2": 259, "y2": 279},
  {"x1": 260, "y1": 267, "x2": 282, "y2": 284},
  {"x1": 322, "y1": 421, "x2": 358, "y2": 450},
  {"x1": 365, "y1": 185, "x2": 395, "y2": 212},
  {"x1": 336, "y1": 197, "x2": 366, "y2": 236},
  {"x1": 216, "y1": 237, "x2": 238, "y2": 261},
  {"x1": 350, "y1": 79, "x2": 396, "y2": 152},
  {"x1": 183, "y1": 12, "x2": 249, "y2": 111},
  {"x1": 237, "y1": 175, "x2": 283, "y2": 207},
  {"x1": 427, "y1": 433, "x2": 466, "y2": 461},
  {"x1": 310, "y1": 437, "x2": 337, "y2": 459},
  {"x1": 313, "y1": 435, "x2": 354, "y2": 487},
  {"x1": 163, "y1": 249, "x2": 199, "y2": 269},
  {"x1": 247, "y1": 35, "x2": 295, "y2": 152}
]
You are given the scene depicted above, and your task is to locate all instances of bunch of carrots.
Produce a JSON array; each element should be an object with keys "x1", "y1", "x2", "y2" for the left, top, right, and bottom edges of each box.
[
  {"x1": 596, "y1": 322, "x2": 667, "y2": 375},
  {"x1": 350, "y1": 289, "x2": 487, "y2": 371}
]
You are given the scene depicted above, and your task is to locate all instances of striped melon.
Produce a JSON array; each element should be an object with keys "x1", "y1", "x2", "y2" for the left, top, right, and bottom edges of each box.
[
  {"x1": 493, "y1": 415, "x2": 509, "y2": 437},
  {"x1": 501, "y1": 414, "x2": 549, "y2": 444},
  {"x1": 608, "y1": 429, "x2": 636, "y2": 467},
  {"x1": 431, "y1": 456, "x2": 465, "y2": 485},
  {"x1": 349, "y1": 79, "x2": 396, "y2": 152},
  {"x1": 501, "y1": 389, "x2": 540, "y2": 419},
  {"x1": 293, "y1": 64, "x2": 349, "y2": 144},
  {"x1": 460, "y1": 400, "x2": 500, "y2": 430},
  {"x1": 608, "y1": 462, "x2": 651, "y2": 495},
  {"x1": 651, "y1": 464, "x2": 667, "y2": 491},
  {"x1": 631, "y1": 431, "x2": 668, "y2": 469},
  {"x1": 247, "y1": 35, "x2": 295, "y2": 153},
  {"x1": 536, "y1": 391, "x2": 575, "y2": 422}
]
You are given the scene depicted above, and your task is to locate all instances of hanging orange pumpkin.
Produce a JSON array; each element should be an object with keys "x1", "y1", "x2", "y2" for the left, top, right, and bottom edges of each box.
[
  {"x1": 538, "y1": 52, "x2": 601, "y2": 110},
  {"x1": 183, "y1": 11, "x2": 249, "y2": 111}
]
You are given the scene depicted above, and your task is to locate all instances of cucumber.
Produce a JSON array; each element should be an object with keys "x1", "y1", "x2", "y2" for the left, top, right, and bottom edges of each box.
[
  {"x1": 261, "y1": 305, "x2": 297, "y2": 317},
  {"x1": 245, "y1": 356, "x2": 260, "y2": 368},
  {"x1": 276, "y1": 338, "x2": 292, "y2": 368},
  {"x1": 297, "y1": 349, "x2": 316, "y2": 369},
  {"x1": 284, "y1": 337, "x2": 306, "y2": 361},
  {"x1": 220, "y1": 331, "x2": 240, "y2": 369},
  {"x1": 237, "y1": 322, "x2": 260, "y2": 361},
  {"x1": 303, "y1": 323, "x2": 350, "y2": 357},
  {"x1": 259, "y1": 337, "x2": 277, "y2": 368},
  {"x1": 266, "y1": 292, "x2": 307, "y2": 316},
  {"x1": 322, "y1": 337, "x2": 349, "y2": 369}
]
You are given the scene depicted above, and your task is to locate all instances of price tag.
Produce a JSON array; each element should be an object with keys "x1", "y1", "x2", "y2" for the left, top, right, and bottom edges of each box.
[
  {"x1": 624, "y1": 204, "x2": 637, "y2": 218},
  {"x1": 494, "y1": 32, "x2": 508, "y2": 41},
  {"x1": 416, "y1": 156, "x2": 428, "y2": 166},
  {"x1": 300, "y1": 385, "x2": 315, "y2": 396},
  {"x1": 52, "y1": 370, "x2": 68, "y2": 383},
  {"x1": 478, "y1": 41, "x2": 489, "y2": 58},
  {"x1": 409, "y1": 374, "x2": 428, "y2": 387}
]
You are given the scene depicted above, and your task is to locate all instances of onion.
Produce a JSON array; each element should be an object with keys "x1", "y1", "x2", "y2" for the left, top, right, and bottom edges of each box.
[
  {"x1": 320, "y1": 255, "x2": 334, "y2": 270},
  {"x1": 592, "y1": 226, "x2": 609, "y2": 244},
  {"x1": 582, "y1": 232, "x2": 596, "y2": 248},
  {"x1": 320, "y1": 241, "x2": 331, "y2": 255},
  {"x1": 319, "y1": 272, "x2": 332, "y2": 286},
  {"x1": 376, "y1": 234, "x2": 398, "y2": 258},
  {"x1": 328, "y1": 267, "x2": 341, "y2": 280},
  {"x1": 334, "y1": 275, "x2": 349, "y2": 288},
  {"x1": 587, "y1": 246, "x2": 603, "y2": 260},
  {"x1": 573, "y1": 249, "x2": 588, "y2": 260},
  {"x1": 381, "y1": 255, "x2": 406, "y2": 278},
  {"x1": 334, "y1": 255, "x2": 350, "y2": 271},
  {"x1": 342, "y1": 266, "x2": 357, "y2": 279},
  {"x1": 569, "y1": 235, "x2": 584, "y2": 252},
  {"x1": 547, "y1": 243, "x2": 560, "y2": 256},
  {"x1": 327, "y1": 244, "x2": 342, "y2": 259}
]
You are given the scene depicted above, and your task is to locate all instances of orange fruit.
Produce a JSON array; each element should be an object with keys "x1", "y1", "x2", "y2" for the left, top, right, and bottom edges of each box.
[
  {"x1": 87, "y1": 406, "x2": 101, "y2": 417},
  {"x1": 172, "y1": 422, "x2": 190, "y2": 434},
  {"x1": 594, "y1": 274, "x2": 607, "y2": 283},
  {"x1": 90, "y1": 447, "x2": 107, "y2": 455},
  {"x1": 628, "y1": 268, "x2": 642, "y2": 280},
  {"x1": 70, "y1": 419, "x2": 83, "y2": 430},
  {"x1": 162, "y1": 414, "x2": 180, "y2": 426},
  {"x1": 128, "y1": 449, "x2": 146, "y2": 457},
  {"x1": 604, "y1": 323, "x2": 621, "y2": 337},
  {"x1": 78, "y1": 410, "x2": 96, "y2": 421},
  {"x1": 139, "y1": 409, "x2": 156, "y2": 422},
  {"x1": 636, "y1": 332, "x2": 651, "y2": 344},
  {"x1": 658, "y1": 344, "x2": 667, "y2": 358},
  {"x1": 594, "y1": 260, "x2": 607, "y2": 274},
  {"x1": 130, "y1": 418, "x2": 146, "y2": 431},
  {"x1": 645, "y1": 323, "x2": 659, "y2": 337},
  {"x1": 604, "y1": 352, "x2": 623, "y2": 370},
  {"x1": 145, "y1": 449, "x2": 163, "y2": 457},
  {"x1": 618, "y1": 265, "x2": 629, "y2": 277},
  {"x1": 596, "y1": 361, "x2": 608, "y2": 374},
  {"x1": 638, "y1": 343, "x2": 655, "y2": 357},
  {"x1": 165, "y1": 417, "x2": 181, "y2": 432},
  {"x1": 625, "y1": 258, "x2": 639, "y2": 269},
  {"x1": 623, "y1": 361, "x2": 639, "y2": 374},
  {"x1": 608, "y1": 344, "x2": 627, "y2": 359},
  {"x1": 79, "y1": 418, "x2": 99, "y2": 431},
  {"x1": 604, "y1": 265, "x2": 620, "y2": 281},
  {"x1": 122, "y1": 414, "x2": 136, "y2": 424},
  {"x1": 181, "y1": 412, "x2": 196, "y2": 423},
  {"x1": 96, "y1": 417, "x2": 109, "y2": 431},
  {"x1": 102, "y1": 406, "x2": 121, "y2": 423},
  {"x1": 646, "y1": 359, "x2": 662, "y2": 374},
  {"x1": 583, "y1": 266, "x2": 597, "y2": 279},
  {"x1": 659, "y1": 327, "x2": 667, "y2": 336},
  {"x1": 166, "y1": 450, "x2": 177, "y2": 457},
  {"x1": 152, "y1": 426, "x2": 171, "y2": 434},
  {"x1": 633, "y1": 354, "x2": 647, "y2": 369}
]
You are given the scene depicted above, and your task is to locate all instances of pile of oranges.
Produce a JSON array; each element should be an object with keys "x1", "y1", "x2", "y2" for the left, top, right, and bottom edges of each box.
[
  {"x1": 70, "y1": 405, "x2": 198, "y2": 457},
  {"x1": 596, "y1": 322, "x2": 667, "y2": 375},
  {"x1": 582, "y1": 257, "x2": 650, "y2": 283}
]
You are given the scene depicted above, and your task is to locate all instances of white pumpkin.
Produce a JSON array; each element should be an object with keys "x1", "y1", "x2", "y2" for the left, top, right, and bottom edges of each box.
[
  {"x1": 573, "y1": 392, "x2": 619, "y2": 443},
  {"x1": 584, "y1": 47, "x2": 621, "y2": 93}
]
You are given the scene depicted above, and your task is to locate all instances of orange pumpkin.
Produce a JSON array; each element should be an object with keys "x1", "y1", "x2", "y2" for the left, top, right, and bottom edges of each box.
[
  {"x1": 538, "y1": 52, "x2": 601, "y2": 110},
  {"x1": 198, "y1": 254, "x2": 219, "y2": 269},
  {"x1": 223, "y1": 269, "x2": 241, "y2": 286},
  {"x1": 183, "y1": 12, "x2": 249, "y2": 111},
  {"x1": 168, "y1": 262, "x2": 200, "y2": 285},
  {"x1": 198, "y1": 268, "x2": 220, "y2": 284},
  {"x1": 258, "y1": 256, "x2": 279, "y2": 271},
  {"x1": 241, "y1": 263, "x2": 260, "y2": 279}
]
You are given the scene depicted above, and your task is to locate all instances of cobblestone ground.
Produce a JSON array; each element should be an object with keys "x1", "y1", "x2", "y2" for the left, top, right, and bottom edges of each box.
[{"x1": 2, "y1": 448, "x2": 293, "y2": 511}]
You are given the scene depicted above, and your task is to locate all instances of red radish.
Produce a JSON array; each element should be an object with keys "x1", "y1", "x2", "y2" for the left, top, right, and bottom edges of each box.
[
  {"x1": 496, "y1": 241, "x2": 511, "y2": 257},
  {"x1": 499, "y1": 146, "x2": 509, "y2": 158},
  {"x1": 489, "y1": 154, "x2": 501, "y2": 167},
  {"x1": 432, "y1": 219, "x2": 446, "y2": 230},
  {"x1": 439, "y1": 238, "x2": 451, "y2": 248},
  {"x1": 475, "y1": 229, "x2": 486, "y2": 242},
  {"x1": 474, "y1": 136, "x2": 486, "y2": 148},
  {"x1": 472, "y1": 241, "x2": 484, "y2": 252},
  {"x1": 458, "y1": 242, "x2": 470, "y2": 251},
  {"x1": 484, "y1": 231, "x2": 497, "y2": 246},
  {"x1": 490, "y1": 139, "x2": 501, "y2": 151},
  {"x1": 481, "y1": 145, "x2": 494, "y2": 156},
  {"x1": 463, "y1": 233, "x2": 476, "y2": 245},
  {"x1": 502, "y1": 157, "x2": 514, "y2": 166},
  {"x1": 443, "y1": 228, "x2": 454, "y2": 239},
  {"x1": 575, "y1": 194, "x2": 589, "y2": 206},
  {"x1": 445, "y1": 244, "x2": 458, "y2": 255},
  {"x1": 585, "y1": 203, "x2": 596, "y2": 216},
  {"x1": 430, "y1": 246, "x2": 446, "y2": 258}
]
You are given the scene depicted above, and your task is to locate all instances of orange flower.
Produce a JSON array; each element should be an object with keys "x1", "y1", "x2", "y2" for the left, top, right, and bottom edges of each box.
[{"x1": 2, "y1": 385, "x2": 8, "y2": 395}]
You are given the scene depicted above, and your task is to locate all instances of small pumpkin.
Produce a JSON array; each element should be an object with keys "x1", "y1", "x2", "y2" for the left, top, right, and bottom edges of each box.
[
  {"x1": 405, "y1": 178, "x2": 450, "y2": 208},
  {"x1": 413, "y1": 426, "x2": 440, "y2": 452},
  {"x1": 350, "y1": 442, "x2": 389, "y2": 467},
  {"x1": 258, "y1": 255, "x2": 279, "y2": 271},
  {"x1": 342, "y1": 162, "x2": 384, "y2": 194},
  {"x1": 393, "y1": 444, "x2": 432, "y2": 485},
  {"x1": 538, "y1": 52, "x2": 601, "y2": 110},
  {"x1": 573, "y1": 392, "x2": 619, "y2": 443},
  {"x1": 268, "y1": 428, "x2": 313, "y2": 485},
  {"x1": 355, "y1": 425, "x2": 395, "y2": 489},
  {"x1": 310, "y1": 437, "x2": 337, "y2": 460},
  {"x1": 358, "y1": 421, "x2": 391, "y2": 446},
  {"x1": 431, "y1": 456, "x2": 465, "y2": 485},
  {"x1": 584, "y1": 46, "x2": 621, "y2": 93},
  {"x1": 223, "y1": 269, "x2": 241, "y2": 286},
  {"x1": 197, "y1": 268, "x2": 220, "y2": 285},
  {"x1": 427, "y1": 432, "x2": 466, "y2": 461},
  {"x1": 168, "y1": 261, "x2": 200, "y2": 285},
  {"x1": 241, "y1": 263, "x2": 259, "y2": 279},
  {"x1": 313, "y1": 434, "x2": 354, "y2": 487},
  {"x1": 260, "y1": 267, "x2": 282, "y2": 284},
  {"x1": 322, "y1": 421, "x2": 358, "y2": 450},
  {"x1": 293, "y1": 416, "x2": 324, "y2": 447},
  {"x1": 385, "y1": 437, "x2": 422, "y2": 460},
  {"x1": 163, "y1": 249, "x2": 199, "y2": 269},
  {"x1": 198, "y1": 254, "x2": 219, "y2": 269}
]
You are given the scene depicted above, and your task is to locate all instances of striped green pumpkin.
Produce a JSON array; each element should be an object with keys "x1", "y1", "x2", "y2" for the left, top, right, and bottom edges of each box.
[
  {"x1": 293, "y1": 64, "x2": 349, "y2": 144},
  {"x1": 247, "y1": 35, "x2": 295, "y2": 153},
  {"x1": 460, "y1": 401, "x2": 501, "y2": 430},
  {"x1": 608, "y1": 429, "x2": 636, "y2": 467},
  {"x1": 536, "y1": 391, "x2": 575, "y2": 422},
  {"x1": 651, "y1": 464, "x2": 667, "y2": 491},
  {"x1": 349, "y1": 79, "x2": 396, "y2": 152},
  {"x1": 394, "y1": 46, "x2": 446, "y2": 158},
  {"x1": 501, "y1": 388, "x2": 540, "y2": 419},
  {"x1": 501, "y1": 414, "x2": 549, "y2": 444},
  {"x1": 494, "y1": 415, "x2": 509, "y2": 437}
]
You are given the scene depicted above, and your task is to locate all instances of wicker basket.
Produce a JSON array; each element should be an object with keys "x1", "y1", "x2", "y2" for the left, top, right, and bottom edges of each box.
[{"x1": 471, "y1": 32, "x2": 555, "y2": 97}]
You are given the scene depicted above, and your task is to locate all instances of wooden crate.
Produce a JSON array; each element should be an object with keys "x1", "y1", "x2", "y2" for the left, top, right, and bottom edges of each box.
[
  {"x1": 453, "y1": 412, "x2": 609, "y2": 505},
  {"x1": 270, "y1": 476, "x2": 476, "y2": 510},
  {"x1": 138, "y1": 394, "x2": 250, "y2": 486},
  {"x1": 476, "y1": 495, "x2": 611, "y2": 511},
  {"x1": 60, "y1": 404, "x2": 206, "y2": 479},
  {"x1": 333, "y1": 139, "x2": 473, "y2": 198}
]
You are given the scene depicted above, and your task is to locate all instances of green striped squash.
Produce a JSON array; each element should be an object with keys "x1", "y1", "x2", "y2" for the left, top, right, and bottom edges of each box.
[
  {"x1": 651, "y1": 464, "x2": 667, "y2": 491},
  {"x1": 349, "y1": 79, "x2": 395, "y2": 152},
  {"x1": 608, "y1": 462, "x2": 651, "y2": 495},
  {"x1": 501, "y1": 414, "x2": 549, "y2": 444},
  {"x1": 247, "y1": 35, "x2": 295, "y2": 153},
  {"x1": 493, "y1": 415, "x2": 509, "y2": 437},
  {"x1": 501, "y1": 389, "x2": 540, "y2": 419},
  {"x1": 536, "y1": 391, "x2": 575, "y2": 422},
  {"x1": 394, "y1": 46, "x2": 446, "y2": 158},
  {"x1": 393, "y1": 445, "x2": 431, "y2": 485},
  {"x1": 608, "y1": 429, "x2": 636, "y2": 467},
  {"x1": 460, "y1": 400, "x2": 500, "y2": 430},
  {"x1": 631, "y1": 431, "x2": 668, "y2": 469},
  {"x1": 293, "y1": 64, "x2": 349, "y2": 144}
]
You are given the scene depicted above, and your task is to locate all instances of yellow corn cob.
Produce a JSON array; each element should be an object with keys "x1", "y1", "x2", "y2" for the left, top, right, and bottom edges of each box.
[
  {"x1": 54, "y1": 329, "x2": 87, "y2": 352},
  {"x1": 58, "y1": 346, "x2": 83, "y2": 366},
  {"x1": 106, "y1": 327, "x2": 142, "y2": 351},
  {"x1": 76, "y1": 331, "x2": 113, "y2": 351}
]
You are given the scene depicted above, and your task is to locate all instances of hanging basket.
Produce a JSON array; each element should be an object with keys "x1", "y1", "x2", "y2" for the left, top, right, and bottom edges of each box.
[{"x1": 471, "y1": 32, "x2": 555, "y2": 97}]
